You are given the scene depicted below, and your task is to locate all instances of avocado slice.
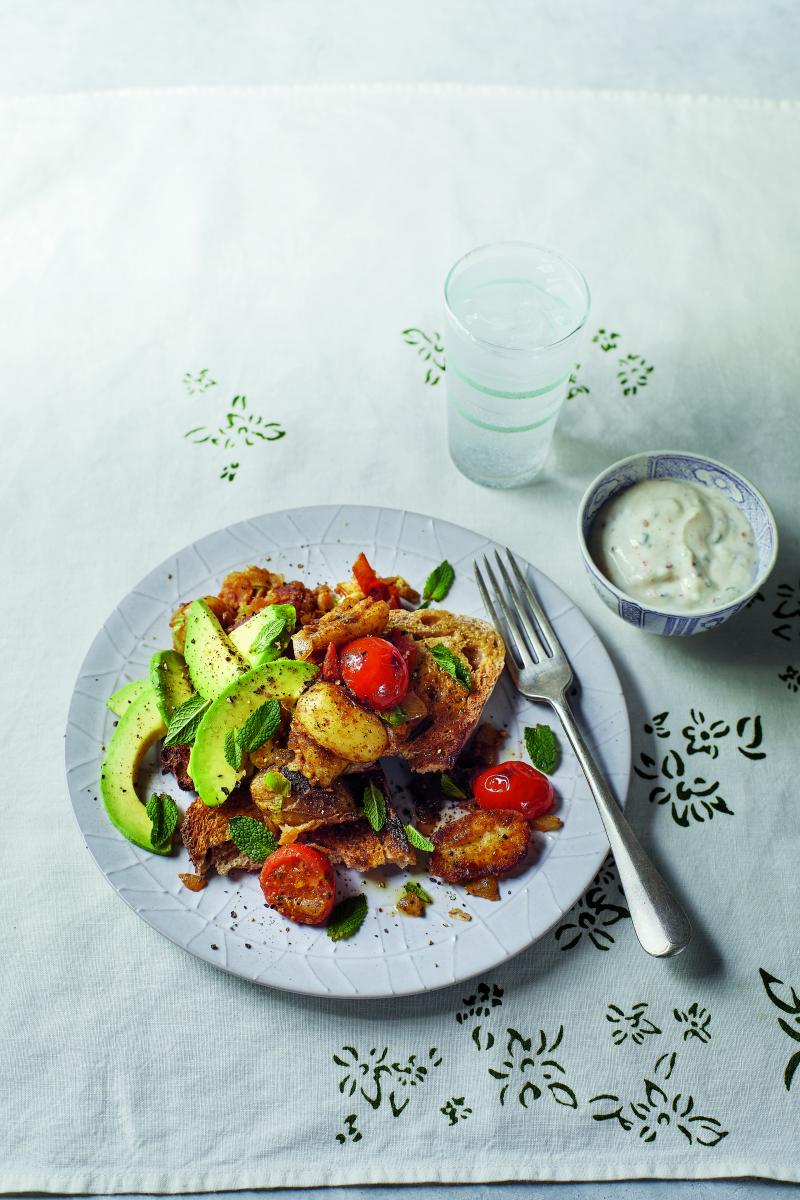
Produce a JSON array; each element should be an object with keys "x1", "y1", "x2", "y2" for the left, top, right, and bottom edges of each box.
[
  {"x1": 149, "y1": 649, "x2": 194, "y2": 723},
  {"x1": 228, "y1": 603, "x2": 296, "y2": 666},
  {"x1": 190, "y1": 658, "x2": 318, "y2": 807},
  {"x1": 183, "y1": 599, "x2": 247, "y2": 700},
  {"x1": 107, "y1": 679, "x2": 148, "y2": 717},
  {"x1": 100, "y1": 688, "x2": 169, "y2": 852}
]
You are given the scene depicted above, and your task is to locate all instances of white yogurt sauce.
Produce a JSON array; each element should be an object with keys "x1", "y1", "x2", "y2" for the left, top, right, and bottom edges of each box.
[{"x1": 589, "y1": 479, "x2": 757, "y2": 612}]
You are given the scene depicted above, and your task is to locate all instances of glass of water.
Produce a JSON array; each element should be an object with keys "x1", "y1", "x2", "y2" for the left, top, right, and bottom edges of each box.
[{"x1": 444, "y1": 241, "x2": 590, "y2": 488}]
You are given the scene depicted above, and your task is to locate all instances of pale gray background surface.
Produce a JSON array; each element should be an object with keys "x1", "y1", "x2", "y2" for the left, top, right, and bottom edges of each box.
[{"x1": 3, "y1": 0, "x2": 796, "y2": 1194}]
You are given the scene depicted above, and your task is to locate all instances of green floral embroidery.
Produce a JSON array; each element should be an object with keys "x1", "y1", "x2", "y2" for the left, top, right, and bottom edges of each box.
[
  {"x1": 771, "y1": 580, "x2": 800, "y2": 642},
  {"x1": 673, "y1": 1002, "x2": 712, "y2": 1043},
  {"x1": 617, "y1": 353, "x2": 654, "y2": 396},
  {"x1": 759, "y1": 968, "x2": 800, "y2": 1091},
  {"x1": 440, "y1": 1096, "x2": 472, "y2": 1125},
  {"x1": 779, "y1": 665, "x2": 800, "y2": 693},
  {"x1": 554, "y1": 869, "x2": 630, "y2": 952},
  {"x1": 489, "y1": 1027, "x2": 578, "y2": 1109},
  {"x1": 456, "y1": 981, "x2": 504, "y2": 1024},
  {"x1": 644, "y1": 711, "x2": 670, "y2": 739},
  {"x1": 567, "y1": 364, "x2": 589, "y2": 400},
  {"x1": 735, "y1": 715, "x2": 766, "y2": 759},
  {"x1": 590, "y1": 1052, "x2": 728, "y2": 1146},
  {"x1": 592, "y1": 328, "x2": 620, "y2": 352},
  {"x1": 635, "y1": 749, "x2": 733, "y2": 827},
  {"x1": 606, "y1": 1003, "x2": 662, "y2": 1046},
  {"x1": 333, "y1": 1045, "x2": 442, "y2": 1117},
  {"x1": 183, "y1": 368, "x2": 217, "y2": 394},
  {"x1": 682, "y1": 710, "x2": 730, "y2": 759},
  {"x1": 183, "y1": 379, "x2": 285, "y2": 482},
  {"x1": 402, "y1": 328, "x2": 446, "y2": 386},
  {"x1": 335, "y1": 1114, "x2": 362, "y2": 1144}
]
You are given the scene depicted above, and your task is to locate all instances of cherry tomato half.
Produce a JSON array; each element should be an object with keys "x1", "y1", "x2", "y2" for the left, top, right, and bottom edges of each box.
[
  {"x1": 259, "y1": 845, "x2": 336, "y2": 925},
  {"x1": 473, "y1": 760, "x2": 555, "y2": 821},
  {"x1": 340, "y1": 636, "x2": 409, "y2": 711}
]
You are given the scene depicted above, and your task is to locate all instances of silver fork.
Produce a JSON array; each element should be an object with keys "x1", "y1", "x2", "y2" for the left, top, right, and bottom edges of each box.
[{"x1": 475, "y1": 548, "x2": 692, "y2": 959}]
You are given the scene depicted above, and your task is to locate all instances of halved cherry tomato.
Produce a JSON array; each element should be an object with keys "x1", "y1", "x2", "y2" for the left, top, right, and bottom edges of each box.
[
  {"x1": 259, "y1": 845, "x2": 336, "y2": 925},
  {"x1": 352, "y1": 552, "x2": 400, "y2": 608},
  {"x1": 322, "y1": 641, "x2": 340, "y2": 681},
  {"x1": 340, "y1": 635, "x2": 410, "y2": 711},
  {"x1": 473, "y1": 760, "x2": 555, "y2": 821}
]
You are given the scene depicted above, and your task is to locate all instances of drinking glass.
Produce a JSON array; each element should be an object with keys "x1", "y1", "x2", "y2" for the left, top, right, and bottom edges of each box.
[{"x1": 444, "y1": 241, "x2": 590, "y2": 488}]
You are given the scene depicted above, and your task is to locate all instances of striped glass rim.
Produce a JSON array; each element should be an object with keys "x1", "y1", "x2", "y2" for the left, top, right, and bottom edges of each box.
[{"x1": 444, "y1": 240, "x2": 591, "y2": 356}]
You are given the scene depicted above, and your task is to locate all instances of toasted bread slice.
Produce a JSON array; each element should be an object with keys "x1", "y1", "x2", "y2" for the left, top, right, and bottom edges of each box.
[
  {"x1": 301, "y1": 804, "x2": 414, "y2": 871},
  {"x1": 181, "y1": 794, "x2": 268, "y2": 877},
  {"x1": 385, "y1": 608, "x2": 505, "y2": 773}
]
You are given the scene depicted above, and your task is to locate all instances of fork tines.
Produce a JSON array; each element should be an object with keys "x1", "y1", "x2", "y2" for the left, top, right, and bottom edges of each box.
[{"x1": 474, "y1": 548, "x2": 563, "y2": 673}]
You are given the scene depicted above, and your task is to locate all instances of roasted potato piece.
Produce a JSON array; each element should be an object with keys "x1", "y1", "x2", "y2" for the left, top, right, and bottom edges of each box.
[
  {"x1": 251, "y1": 768, "x2": 359, "y2": 830},
  {"x1": 292, "y1": 596, "x2": 389, "y2": 659},
  {"x1": 292, "y1": 681, "x2": 388, "y2": 763},
  {"x1": 429, "y1": 809, "x2": 530, "y2": 884}
]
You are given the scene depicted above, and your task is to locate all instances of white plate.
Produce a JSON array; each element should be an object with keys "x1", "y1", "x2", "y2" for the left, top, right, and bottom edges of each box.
[{"x1": 65, "y1": 505, "x2": 630, "y2": 998}]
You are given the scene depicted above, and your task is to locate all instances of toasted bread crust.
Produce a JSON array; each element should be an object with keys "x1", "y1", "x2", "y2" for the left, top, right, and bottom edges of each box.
[
  {"x1": 429, "y1": 808, "x2": 530, "y2": 883},
  {"x1": 386, "y1": 609, "x2": 505, "y2": 772},
  {"x1": 301, "y1": 811, "x2": 414, "y2": 872},
  {"x1": 181, "y1": 795, "x2": 269, "y2": 876}
]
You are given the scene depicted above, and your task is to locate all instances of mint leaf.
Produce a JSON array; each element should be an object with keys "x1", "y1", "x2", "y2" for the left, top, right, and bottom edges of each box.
[
  {"x1": 525, "y1": 724, "x2": 560, "y2": 774},
  {"x1": 404, "y1": 880, "x2": 432, "y2": 904},
  {"x1": 224, "y1": 729, "x2": 243, "y2": 771},
  {"x1": 163, "y1": 694, "x2": 210, "y2": 747},
  {"x1": 423, "y1": 560, "x2": 455, "y2": 604},
  {"x1": 227, "y1": 815, "x2": 277, "y2": 862},
  {"x1": 405, "y1": 824, "x2": 435, "y2": 852},
  {"x1": 250, "y1": 604, "x2": 296, "y2": 661},
  {"x1": 146, "y1": 792, "x2": 180, "y2": 850},
  {"x1": 429, "y1": 643, "x2": 471, "y2": 692},
  {"x1": 440, "y1": 772, "x2": 466, "y2": 800},
  {"x1": 326, "y1": 893, "x2": 368, "y2": 941},
  {"x1": 381, "y1": 704, "x2": 408, "y2": 728},
  {"x1": 237, "y1": 699, "x2": 281, "y2": 754},
  {"x1": 361, "y1": 781, "x2": 387, "y2": 832}
]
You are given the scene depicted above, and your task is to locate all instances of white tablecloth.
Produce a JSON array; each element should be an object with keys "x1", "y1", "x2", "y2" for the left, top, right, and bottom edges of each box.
[{"x1": 1, "y1": 84, "x2": 799, "y2": 1190}]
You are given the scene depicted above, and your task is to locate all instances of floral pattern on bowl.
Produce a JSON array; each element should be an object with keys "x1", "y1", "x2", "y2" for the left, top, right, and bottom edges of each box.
[{"x1": 577, "y1": 451, "x2": 779, "y2": 636}]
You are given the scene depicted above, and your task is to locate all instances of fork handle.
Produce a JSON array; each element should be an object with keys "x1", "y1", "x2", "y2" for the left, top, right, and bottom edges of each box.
[{"x1": 551, "y1": 697, "x2": 692, "y2": 958}]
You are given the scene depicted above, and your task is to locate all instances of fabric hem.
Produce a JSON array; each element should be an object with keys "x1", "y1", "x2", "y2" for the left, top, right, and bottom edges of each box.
[
  {"x1": 0, "y1": 82, "x2": 799, "y2": 112},
  {"x1": 3, "y1": 1159, "x2": 800, "y2": 1193}
]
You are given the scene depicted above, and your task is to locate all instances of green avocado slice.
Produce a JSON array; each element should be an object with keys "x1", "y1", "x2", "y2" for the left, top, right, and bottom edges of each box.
[
  {"x1": 228, "y1": 603, "x2": 296, "y2": 666},
  {"x1": 100, "y1": 689, "x2": 169, "y2": 853},
  {"x1": 190, "y1": 658, "x2": 318, "y2": 807},
  {"x1": 149, "y1": 649, "x2": 194, "y2": 722},
  {"x1": 107, "y1": 679, "x2": 149, "y2": 717},
  {"x1": 183, "y1": 599, "x2": 248, "y2": 700}
]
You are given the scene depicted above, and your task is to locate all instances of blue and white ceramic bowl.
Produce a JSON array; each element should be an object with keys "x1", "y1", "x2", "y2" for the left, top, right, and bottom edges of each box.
[{"x1": 577, "y1": 451, "x2": 778, "y2": 636}]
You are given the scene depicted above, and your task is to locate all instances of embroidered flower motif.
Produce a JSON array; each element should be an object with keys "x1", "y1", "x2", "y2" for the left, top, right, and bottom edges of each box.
[
  {"x1": 592, "y1": 328, "x2": 620, "y2": 352},
  {"x1": 567, "y1": 364, "x2": 590, "y2": 400},
  {"x1": 644, "y1": 711, "x2": 670, "y2": 740},
  {"x1": 617, "y1": 353, "x2": 654, "y2": 396},
  {"x1": 440, "y1": 1096, "x2": 472, "y2": 1125},
  {"x1": 606, "y1": 1003, "x2": 662, "y2": 1046},
  {"x1": 554, "y1": 884, "x2": 630, "y2": 952},
  {"x1": 332, "y1": 1045, "x2": 442, "y2": 1117},
  {"x1": 673, "y1": 1002, "x2": 712, "y2": 1043},
  {"x1": 772, "y1": 580, "x2": 800, "y2": 641},
  {"x1": 489, "y1": 1027, "x2": 578, "y2": 1109},
  {"x1": 335, "y1": 1114, "x2": 362, "y2": 1144},
  {"x1": 635, "y1": 749, "x2": 733, "y2": 827},
  {"x1": 759, "y1": 969, "x2": 800, "y2": 1091},
  {"x1": 735, "y1": 715, "x2": 767, "y2": 759},
  {"x1": 456, "y1": 981, "x2": 504, "y2": 1023},
  {"x1": 778, "y1": 665, "x2": 800, "y2": 693},
  {"x1": 401, "y1": 327, "x2": 446, "y2": 386},
  {"x1": 682, "y1": 710, "x2": 730, "y2": 759},
  {"x1": 590, "y1": 1053, "x2": 728, "y2": 1147}
]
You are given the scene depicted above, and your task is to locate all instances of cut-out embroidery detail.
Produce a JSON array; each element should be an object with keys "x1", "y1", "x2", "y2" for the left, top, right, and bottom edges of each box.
[
  {"x1": 402, "y1": 328, "x2": 446, "y2": 386},
  {"x1": 554, "y1": 865, "x2": 630, "y2": 952},
  {"x1": 440, "y1": 1096, "x2": 473, "y2": 1125},
  {"x1": 673, "y1": 1002, "x2": 712, "y2": 1044},
  {"x1": 489, "y1": 1027, "x2": 578, "y2": 1109},
  {"x1": 606, "y1": 1003, "x2": 662, "y2": 1047},
  {"x1": 759, "y1": 969, "x2": 800, "y2": 1091},
  {"x1": 590, "y1": 1052, "x2": 728, "y2": 1146}
]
